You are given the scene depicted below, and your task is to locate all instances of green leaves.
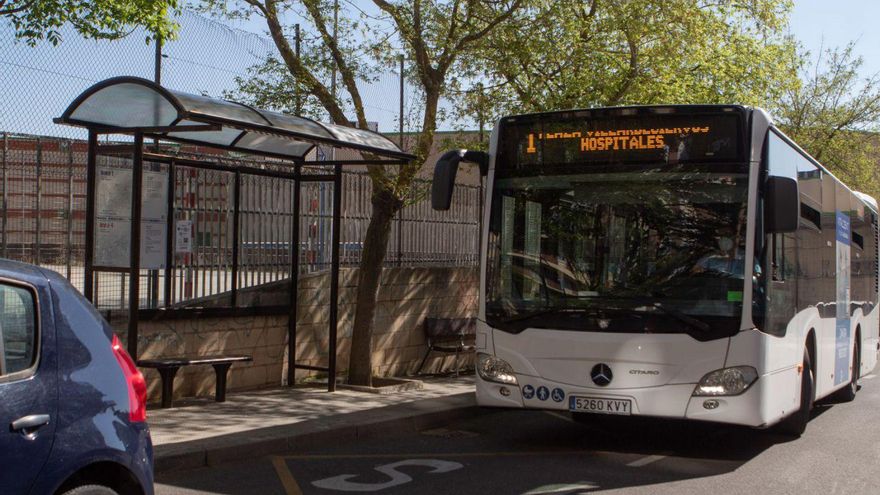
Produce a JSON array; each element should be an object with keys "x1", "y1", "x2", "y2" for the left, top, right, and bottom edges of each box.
[
  {"x1": 453, "y1": 0, "x2": 798, "y2": 124},
  {"x1": 2, "y1": 0, "x2": 179, "y2": 45},
  {"x1": 776, "y1": 43, "x2": 880, "y2": 197}
]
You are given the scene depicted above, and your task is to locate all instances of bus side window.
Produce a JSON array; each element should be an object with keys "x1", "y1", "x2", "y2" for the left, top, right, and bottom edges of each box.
[{"x1": 771, "y1": 234, "x2": 784, "y2": 281}]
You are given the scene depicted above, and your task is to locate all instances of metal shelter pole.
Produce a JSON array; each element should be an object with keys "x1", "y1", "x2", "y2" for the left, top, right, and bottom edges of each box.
[
  {"x1": 287, "y1": 164, "x2": 301, "y2": 387},
  {"x1": 128, "y1": 133, "x2": 144, "y2": 359},
  {"x1": 164, "y1": 160, "x2": 176, "y2": 307},
  {"x1": 328, "y1": 164, "x2": 342, "y2": 392},
  {"x1": 231, "y1": 171, "x2": 241, "y2": 306},
  {"x1": 84, "y1": 131, "x2": 97, "y2": 302}
]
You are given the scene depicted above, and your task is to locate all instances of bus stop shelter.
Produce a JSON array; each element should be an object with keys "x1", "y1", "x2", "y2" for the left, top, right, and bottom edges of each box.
[{"x1": 54, "y1": 76, "x2": 414, "y2": 391}]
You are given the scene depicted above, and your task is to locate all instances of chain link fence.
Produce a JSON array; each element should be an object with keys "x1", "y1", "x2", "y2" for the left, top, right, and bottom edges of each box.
[{"x1": 1, "y1": 9, "x2": 427, "y2": 141}]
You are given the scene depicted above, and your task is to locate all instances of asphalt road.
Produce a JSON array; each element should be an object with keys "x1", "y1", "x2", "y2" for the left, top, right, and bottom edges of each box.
[{"x1": 156, "y1": 370, "x2": 880, "y2": 495}]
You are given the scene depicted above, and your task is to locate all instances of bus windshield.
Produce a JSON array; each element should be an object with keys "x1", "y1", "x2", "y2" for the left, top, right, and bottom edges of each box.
[{"x1": 485, "y1": 165, "x2": 749, "y2": 337}]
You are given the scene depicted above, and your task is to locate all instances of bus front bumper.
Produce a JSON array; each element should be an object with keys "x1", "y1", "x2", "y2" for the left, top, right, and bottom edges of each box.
[{"x1": 475, "y1": 370, "x2": 789, "y2": 428}]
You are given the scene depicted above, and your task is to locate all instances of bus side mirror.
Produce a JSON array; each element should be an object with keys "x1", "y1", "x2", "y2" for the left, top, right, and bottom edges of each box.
[
  {"x1": 431, "y1": 149, "x2": 489, "y2": 211},
  {"x1": 765, "y1": 176, "x2": 799, "y2": 233}
]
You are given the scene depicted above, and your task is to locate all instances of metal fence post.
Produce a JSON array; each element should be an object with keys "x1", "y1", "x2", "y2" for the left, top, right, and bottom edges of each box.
[
  {"x1": 294, "y1": 24, "x2": 301, "y2": 117},
  {"x1": 66, "y1": 140, "x2": 74, "y2": 280},
  {"x1": 399, "y1": 54, "x2": 404, "y2": 148},
  {"x1": 396, "y1": 209, "x2": 403, "y2": 266},
  {"x1": 128, "y1": 133, "x2": 144, "y2": 359}
]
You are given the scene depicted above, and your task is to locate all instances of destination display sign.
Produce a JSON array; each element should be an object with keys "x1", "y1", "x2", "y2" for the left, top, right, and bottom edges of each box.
[
  {"x1": 500, "y1": 112, "x2": 743, "y2": 169},
  {"x1": 526, "y1": 126, "x2": 710, "y2": 153}
]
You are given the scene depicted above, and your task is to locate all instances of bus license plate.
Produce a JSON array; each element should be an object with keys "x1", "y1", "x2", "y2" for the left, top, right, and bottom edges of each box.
[{"x1": 569, "y1": 396, "x2": 632, "y2": 415}]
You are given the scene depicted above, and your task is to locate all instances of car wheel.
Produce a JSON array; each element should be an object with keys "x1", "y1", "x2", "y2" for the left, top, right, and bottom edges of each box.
[
  {"x1": 833, "y1": 340, "x2": 860, "y2": 403},
  {"x1": 775, "y1": 348, "x2": 813, "y2": 437},
  {"x1": 60, "y1": 484, "x2": 119, "y2": 495}
]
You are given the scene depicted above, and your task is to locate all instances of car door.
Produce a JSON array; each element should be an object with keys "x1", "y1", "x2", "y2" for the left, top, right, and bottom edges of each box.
[{"x1": 0, "y1": 279, "x2": 58, "y2": 494}]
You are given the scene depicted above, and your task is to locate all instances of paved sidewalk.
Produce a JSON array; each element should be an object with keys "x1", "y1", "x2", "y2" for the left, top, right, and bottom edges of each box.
[{"x1": 148, "y1": 375, "x2": 479, "y2": 473}]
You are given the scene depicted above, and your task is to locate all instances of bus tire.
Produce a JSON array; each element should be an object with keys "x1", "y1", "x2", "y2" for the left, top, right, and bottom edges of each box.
[
  {"x1": 775, "y1": 348, "x2": 813, "y2": 437},
  {"x1": 833, "y1": 340, "x2": 860, "y2": 403}
]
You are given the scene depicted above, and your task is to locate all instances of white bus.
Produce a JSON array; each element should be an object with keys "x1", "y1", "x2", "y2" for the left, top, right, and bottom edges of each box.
[{"x1": 432, "y1": 105, "x2": 879, "y2": 435}]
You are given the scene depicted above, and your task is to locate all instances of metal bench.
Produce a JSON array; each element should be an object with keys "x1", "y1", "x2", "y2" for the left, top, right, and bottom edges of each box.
[
  {"x1": 415, "y1": 318, "x2": 476, "y2": 375},
  {"x1": 137, "y1": 355, "x2": 252, "y2": 408}
]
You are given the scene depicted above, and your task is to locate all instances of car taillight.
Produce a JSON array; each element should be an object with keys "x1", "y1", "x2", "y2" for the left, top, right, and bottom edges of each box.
[{"x1": 111, "y1": 334, "x2": 147, "y2": 422}]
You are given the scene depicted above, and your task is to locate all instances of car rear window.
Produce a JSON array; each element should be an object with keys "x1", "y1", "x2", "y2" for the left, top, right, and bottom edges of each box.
[{"x1": 0, "y1": 283, "x2": 37, "y2": 376}]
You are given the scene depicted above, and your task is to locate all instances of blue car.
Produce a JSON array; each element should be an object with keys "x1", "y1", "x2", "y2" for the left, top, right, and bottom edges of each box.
[{"x1": 0, "y1": 260, "x2": 152, "y2": 495}]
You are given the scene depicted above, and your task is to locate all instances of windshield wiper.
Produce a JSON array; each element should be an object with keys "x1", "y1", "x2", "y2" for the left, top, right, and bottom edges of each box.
[
  {"x1": 499, "y1": 307, "x2": 595, "y2": 325},
  {"x1": 590, "y1": 292, "x2": 712, "y2": 333},
  {"x1": 649, "y1": 302, "x2": 711, "y2": 332}
]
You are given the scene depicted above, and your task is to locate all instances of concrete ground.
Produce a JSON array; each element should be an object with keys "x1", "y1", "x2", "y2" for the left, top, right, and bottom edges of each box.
[
  {"x1": 155, "y1": 371, "x2": 880, "y2": 494},
  {"x1": 150, "y1": 375, "x2": 477, "y2": 472}
]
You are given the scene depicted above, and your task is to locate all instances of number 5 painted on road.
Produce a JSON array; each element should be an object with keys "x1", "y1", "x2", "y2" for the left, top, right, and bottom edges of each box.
[{"x1": 311, "y1": 459, "x2": 463, "y2": 492}]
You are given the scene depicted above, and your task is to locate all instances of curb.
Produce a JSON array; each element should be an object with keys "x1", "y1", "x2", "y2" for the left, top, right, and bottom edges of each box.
[{"x1": 153, "y1": 392, "x2": 483, "y2": 474}]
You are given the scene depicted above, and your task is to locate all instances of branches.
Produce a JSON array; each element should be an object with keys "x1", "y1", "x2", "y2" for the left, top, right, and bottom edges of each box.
[
  {"x1": 0, "y1": 0, "x2": 36, "y2": 16},
  {"x1": 261, "y1": 0, "x2": 349, "y2": 124},
  {"x1": 777, "y1": 42, "x2": 880, "y2": 195},
  {"x1": 450, "y1": 0, "x2": 522, "y2": 58},
  {"x1": 606, "y1": 29, "x2": 639, "y2": 105},
  {"x1": 301, "y1": 0, "x2": 369, "y2": 127}
]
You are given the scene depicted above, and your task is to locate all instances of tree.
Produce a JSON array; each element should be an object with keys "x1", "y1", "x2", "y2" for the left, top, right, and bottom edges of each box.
[
  {"x1": 207, "y1": 0, "x2": 522, "y2": 386},
  {"x1": 454, "y1": 0, "x2": 798, "y2": 121},
  {"x1": 775, "y1": 43, "x2": 880, "y2": 198},
  {"x1": 1, "y1": 0, "x2": 178, "y2": 45}
]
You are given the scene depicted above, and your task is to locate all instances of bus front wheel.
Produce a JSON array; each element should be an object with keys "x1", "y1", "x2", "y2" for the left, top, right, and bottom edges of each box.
[
  {"x1": 833, "y1": 340, "x2": 860, "y2": 403},
  {"x1": 775, "y1": 348, "x2": 813, "y2": 437}
]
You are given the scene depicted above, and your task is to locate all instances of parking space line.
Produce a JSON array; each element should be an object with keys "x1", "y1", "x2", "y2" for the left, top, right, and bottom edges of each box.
[
  {"x1": 271, "y1": 455, "x2": 303, "y2": 495},
  {"x1": 281, "y1": 450, "x2": 596, "y2": 461},
  {"x1": 627, "y1": 455, "x2": 666, "y2": 467}
]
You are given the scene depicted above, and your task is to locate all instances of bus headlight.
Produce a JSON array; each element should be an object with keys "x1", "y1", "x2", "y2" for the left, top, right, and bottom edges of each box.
[
  {"x1": 693, "y1": 366, "x2": 758, "y2": 396},
  {"x1": 477, "y1": 353, "x2": 518, "y2": 385}
]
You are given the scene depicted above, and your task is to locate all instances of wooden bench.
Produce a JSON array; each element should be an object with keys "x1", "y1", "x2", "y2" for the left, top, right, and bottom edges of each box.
[
  {"x1": 415, "y1": 318, "x2": 476, "y2": 375},
  {"x1": 137, "y1": 355, "x2": 252, "y2": 408}
]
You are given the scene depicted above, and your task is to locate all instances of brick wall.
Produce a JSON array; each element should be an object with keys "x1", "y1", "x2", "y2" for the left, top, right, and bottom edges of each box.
[{"x1": 133, "y1": 266, "x2": 478, "y2": 402}]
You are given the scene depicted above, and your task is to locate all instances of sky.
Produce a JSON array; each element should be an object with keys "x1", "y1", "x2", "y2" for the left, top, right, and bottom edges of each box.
[
  {"x1": 790, "y1": 0, "x2": 880, "y2": 77},
  {"x1": 1, "y1": 1, "x2": 878, "y2": 139},
  {"x1": 225, "y1": 0, "x2": 880, "y2": 77}
]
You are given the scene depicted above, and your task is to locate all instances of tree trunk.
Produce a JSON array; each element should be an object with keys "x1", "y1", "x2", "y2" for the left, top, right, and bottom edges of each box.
[{"x1": 347, "y1": 186, "x2": 402, "y2": 386}]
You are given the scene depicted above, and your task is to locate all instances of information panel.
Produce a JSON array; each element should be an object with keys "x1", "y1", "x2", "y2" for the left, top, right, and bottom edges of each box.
[
  {"x1": 175, "y1": 220, "x2": 193, "y2": 254},
  {"x1": 141, "y1": 169, "x2": 168, "y2": 269},
  {"x1": 95, "y1": 167, "x2": 132, "y2": 268},
  {"x1": 94, "y1": 166, "x2": 168, "y2": 269}
]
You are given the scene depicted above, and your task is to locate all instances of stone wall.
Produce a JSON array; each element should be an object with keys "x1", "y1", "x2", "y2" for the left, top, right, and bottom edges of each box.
[{"x1": 132, "y1": 266, "x2": 478, "y2": 402}]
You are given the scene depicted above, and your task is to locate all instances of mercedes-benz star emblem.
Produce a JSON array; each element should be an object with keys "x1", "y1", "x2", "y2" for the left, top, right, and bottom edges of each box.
[{"x1": 591, "y1": 363, "x2": 613, "y2": 386}]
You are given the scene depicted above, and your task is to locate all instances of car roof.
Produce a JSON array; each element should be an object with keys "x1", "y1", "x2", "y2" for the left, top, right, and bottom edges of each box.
[{"x1": 0, "y1": 258, "x2": 52, "y2": 287}]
